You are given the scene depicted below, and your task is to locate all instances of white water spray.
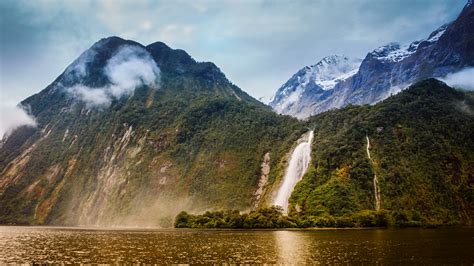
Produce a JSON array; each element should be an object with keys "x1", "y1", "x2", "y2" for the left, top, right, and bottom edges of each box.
[
  {"x1": 366, "y1": 135, "x2": 381, "y2": 211},
  {"x1": 274, "y1": 131, "x2": 314, "y2": 214}
]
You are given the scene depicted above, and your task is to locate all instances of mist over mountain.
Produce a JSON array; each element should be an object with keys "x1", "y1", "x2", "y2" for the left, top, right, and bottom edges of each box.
[{"x1": 0, "y1": 37, "x2": 303, "y2": 226}]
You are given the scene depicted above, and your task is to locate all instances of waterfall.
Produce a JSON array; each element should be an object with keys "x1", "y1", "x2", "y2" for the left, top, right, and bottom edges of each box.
[
  {"x1": 366, "y1": 135, "x2": 381, "y2": 211},
  {"x1": 274, "y1": 130, "x2": 314, "y2": 215}
]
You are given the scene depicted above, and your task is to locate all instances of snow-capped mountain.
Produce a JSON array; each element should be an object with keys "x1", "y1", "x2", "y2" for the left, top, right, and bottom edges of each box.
[
  {"x1": 269, "y1": 55, "x2": 361, "y2": 118},
  {"x1": 371, "y1": 25, "x2": 447, "y2": 64},
  {"x1": 271, "y1": 1, "x2": 473, "y2": 118}
]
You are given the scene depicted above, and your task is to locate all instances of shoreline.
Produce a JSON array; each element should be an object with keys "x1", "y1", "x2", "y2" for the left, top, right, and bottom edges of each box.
[{"x1": 0, "y1": 225, "x2": 471, "y2": 231}]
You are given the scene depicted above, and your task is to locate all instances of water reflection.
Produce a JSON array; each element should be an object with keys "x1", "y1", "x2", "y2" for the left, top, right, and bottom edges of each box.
[
  {"x1": 274, "y1": 230, "x2": 309, "y2": 263},
  {"x1": 0, "y1": 227, "x2": 472, "y2": 264}
]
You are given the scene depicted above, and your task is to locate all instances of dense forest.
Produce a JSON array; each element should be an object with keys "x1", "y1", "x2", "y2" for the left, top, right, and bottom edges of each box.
[
  {"x1": 0, "y1": 38, "x2": 304, "y2": 226},
  {"x1": 175, "y1": 207, "x2": 388, "y2": 228},
  {"x1": 1, "y1": 37, "x2": 472, "y2": 228},
  {"x1": 176, "y1": 79, "x2": 474, "y2": 228}
]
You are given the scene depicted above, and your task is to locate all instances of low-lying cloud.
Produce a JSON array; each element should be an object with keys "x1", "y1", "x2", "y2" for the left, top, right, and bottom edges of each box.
[
  {"x1": 67, "y1": 45, "x2": 160, "y2": 107},
  {"x1": 64, "y1": 45, "x2": 99, "y2": 80},
  {"x1": 68, "y1": 85, "x2": 111, "y2": 107},
  {"x1": 441, "y1": 68, "x2": 474, "y2": 91},
  {"x1": 0, "y1": 104, "x2": 37, "y2": 139}
]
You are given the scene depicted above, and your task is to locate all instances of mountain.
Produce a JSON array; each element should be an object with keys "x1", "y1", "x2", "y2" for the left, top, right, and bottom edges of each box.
[
  {"x1": 0, "y1": 37, "x2": 304, "y2": 226},
  {"x1": 291, "y1": 79, "x2": 474, "y2": 226},
  {"x1": 271, "y1": 1, "x2": 474, "y2": 118},
  {"x1": 1, "y1": 28, "x2": 473, "y2": 228},
  {"x1": 269, "y1": 55, "x2": 362, "y2": 118}
]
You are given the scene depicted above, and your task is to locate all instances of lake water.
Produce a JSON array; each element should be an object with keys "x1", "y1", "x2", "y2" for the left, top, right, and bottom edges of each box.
[{"x1": 0, "y1": 226, "x2": 472, "y2": 264}]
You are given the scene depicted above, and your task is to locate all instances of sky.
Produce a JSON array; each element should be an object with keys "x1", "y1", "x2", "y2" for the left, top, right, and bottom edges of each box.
[{"x1": 0, "y1": 0, "x2": 467, "y2": 105}]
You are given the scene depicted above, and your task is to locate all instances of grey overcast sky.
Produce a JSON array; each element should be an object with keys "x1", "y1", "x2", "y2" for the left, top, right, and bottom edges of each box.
[{"x1": 0, "y1": 0, "x2": 467, "y2": 104}]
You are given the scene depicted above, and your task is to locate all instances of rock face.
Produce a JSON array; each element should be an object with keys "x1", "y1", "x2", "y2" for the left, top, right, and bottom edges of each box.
[
  {"x1": 269, "y1": 55, "x2": 362, "y2": 119},
  {"x1": 0, "y1": 37, "x2": 302, "y2": 226},
  {"x1": 253, "y1": 152, "x2": 270, "y2": 209},
  {"x1": 271, "y1": 1, "x2": 474, "y2": 118}
]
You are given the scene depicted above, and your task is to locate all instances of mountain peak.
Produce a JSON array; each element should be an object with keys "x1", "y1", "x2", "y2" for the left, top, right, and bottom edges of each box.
[
  {"x1": 369, "y1": 42, "x2": 411, "y2": 63},
  {"x1": 92, "y1": 36, "x2": 144, "y2": 51},
  {"x1": 317, "y1": 55, "x2": 351, "y2": 66},
  {"x1": 146, "y1": 41, "x2": 198, "y2": 74},
  {"x1": 61, "y1": 36, "x2": 150, "y2": 89},
  {"x1": 146, "y1": 41, "x2": 170, "y2": 49},
  {"x1": 426, "y1": 24, "x2": 449, "y2": 43},
  {"x1": 271, "y1": 0, "x2": 471, "y2": 118},
  {"x1": 369, "y1": 22, "x2": 450, "y2": 65},
  {"x1": 97, "y1": 36, "x2": 126, "y2": 44},
  {"x1": 269, "y1": 55, "x2": 361, "y2": 117},
  {"x1": 310, "y1": 55, "x2": 362, "y2": 90}
]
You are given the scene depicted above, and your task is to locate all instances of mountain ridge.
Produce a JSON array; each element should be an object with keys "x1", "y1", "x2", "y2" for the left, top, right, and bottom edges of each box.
[
  {"x1": 270, "y1": 0, "x2": 474, "y2": 118},
  {"x1": 1, "y1": 7, "x2": 473, "y2": 227},
  {"x1": 269, "y1": 55, "x2": 362, "y2": 118}
]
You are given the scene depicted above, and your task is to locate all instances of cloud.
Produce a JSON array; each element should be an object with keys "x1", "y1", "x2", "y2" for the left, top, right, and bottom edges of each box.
[
  {"x1": 0, "y1": 0, "x2": 467, "y2": 103},
  {"x1": 105, "y1": 45, "x2": 160, "y2": 97},
  {"x1": 0, "y1": 104, "x2": 37, "y2": 139},
  {"x1": 67, "y1": 45, "x2": 160, "y2": 107},
  {"x1": 64, "y1": 45, "x2": 100, "y2": 80},
  {"x1": 441, "y1": 68, "x2": 474, "y2": 90},
  {"x1": 67, "y1": 85, "x2": 111, "y2": 108}
]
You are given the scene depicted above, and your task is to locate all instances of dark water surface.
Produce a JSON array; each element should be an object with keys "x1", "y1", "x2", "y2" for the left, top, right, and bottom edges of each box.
[{"x1": 0, "y1": 226, "x2": 473, "y2": 264}]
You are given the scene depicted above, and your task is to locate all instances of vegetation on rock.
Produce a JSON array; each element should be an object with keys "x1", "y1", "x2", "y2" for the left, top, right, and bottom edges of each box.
[{"x1": 176, "y1": 79, "x2": 474, "y2": 228}]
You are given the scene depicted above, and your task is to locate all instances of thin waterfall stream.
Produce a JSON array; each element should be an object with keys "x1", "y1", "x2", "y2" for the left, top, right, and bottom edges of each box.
[
  {"x1": 274, "y1": 130, "x2": 314, "y2": 214},
  {"x1": 366, "y1": 135, "x2": 381, "y2": 211}
]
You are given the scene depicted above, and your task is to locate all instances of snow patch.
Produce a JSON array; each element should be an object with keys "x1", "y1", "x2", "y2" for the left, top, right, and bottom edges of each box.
[
  {"x1": 426, "y1": 25, "x2": 447, "y2": 43},
  {"x1": 271, "y1": 55, "x2": 361, "y2": 115},
  {"x1": 466, "y1": 0, "x2": 473, "y2": 8},
  {"x1": 311, "y1": 55, "x2": 362, "y2": 90},
  {"x1": 372, "y1": 42, "x2": 416, "y2": 63},
  {"x1": 372, "y1": 25, "x2": 447, "y2": 63}
]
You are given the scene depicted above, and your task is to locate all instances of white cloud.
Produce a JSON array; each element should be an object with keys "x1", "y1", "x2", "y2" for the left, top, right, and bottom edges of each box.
[
  {"x1": 64, "y1": 44, "x2": 100, "y2": 80},
  {"x1": 67, "y1": 44, "x2": 160, "y2": 107},
  {"x1": 67, "y1": 85, "x2": 111, "y2": 108},
  {"x1": 140, "y1": 20, "x2": 152, "y2": 31},
  {"x1": 0, "y1": 0, "x2": 467, "y2": 103},
  {"x1": 441, "y1": 68, "x2": 474, "y2": 90},
  {"x1": 105, "y1": 45, "x2": 160, "y2": 97},
  {"x1": 0, "y1": 104, "x2": 37, "y2": 139}
]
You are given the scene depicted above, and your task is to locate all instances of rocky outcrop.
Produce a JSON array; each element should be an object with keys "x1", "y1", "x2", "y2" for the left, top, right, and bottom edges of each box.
[{"x1": 253, "y1": 152, "x2": 270, "y2": 209}]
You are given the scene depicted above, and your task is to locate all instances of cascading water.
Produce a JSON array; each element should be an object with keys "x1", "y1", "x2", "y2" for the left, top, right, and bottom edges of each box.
[
  {"x1": 274, "y1": 130, "x2": 314, "y2": 215},
  {"x1": 366, "y1": 135, "x2": 381, "y2": 211}
]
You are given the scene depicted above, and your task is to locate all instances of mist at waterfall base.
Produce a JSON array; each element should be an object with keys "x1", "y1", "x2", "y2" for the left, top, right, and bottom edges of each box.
[{"x1": 274, "y1": 131, "x2": 314, "y2": 214}]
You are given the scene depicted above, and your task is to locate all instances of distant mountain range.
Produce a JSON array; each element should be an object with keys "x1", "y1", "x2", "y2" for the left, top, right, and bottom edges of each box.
[{"x1": 270, "y1": 1, "x2": 474, "y2": 118}]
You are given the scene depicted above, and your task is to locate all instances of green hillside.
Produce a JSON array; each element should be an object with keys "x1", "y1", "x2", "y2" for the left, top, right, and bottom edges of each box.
[
  {"x1": 1, "y1": 37, "x2": 472, "y2": 228},
  {"x1": 0, "y1": 38, "x2": 303, "y2": 227},
  {"x1": 291, "y1": 79, "x2": 474, "y2": 226}
]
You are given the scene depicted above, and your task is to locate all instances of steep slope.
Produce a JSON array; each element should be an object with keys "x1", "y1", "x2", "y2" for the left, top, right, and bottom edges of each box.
[
  {"x1": 269, "y1": 55, "x2": 361, "y2": 118},
  {"x1": 290, "y1": 79, "x2": 474, "y2": 226},
  {"x1": 0, "y1": 37, "x2": 303, "y2": 226},
  {"x1": 272, "y1": 1, "x2": 474, "y2": 118}
]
